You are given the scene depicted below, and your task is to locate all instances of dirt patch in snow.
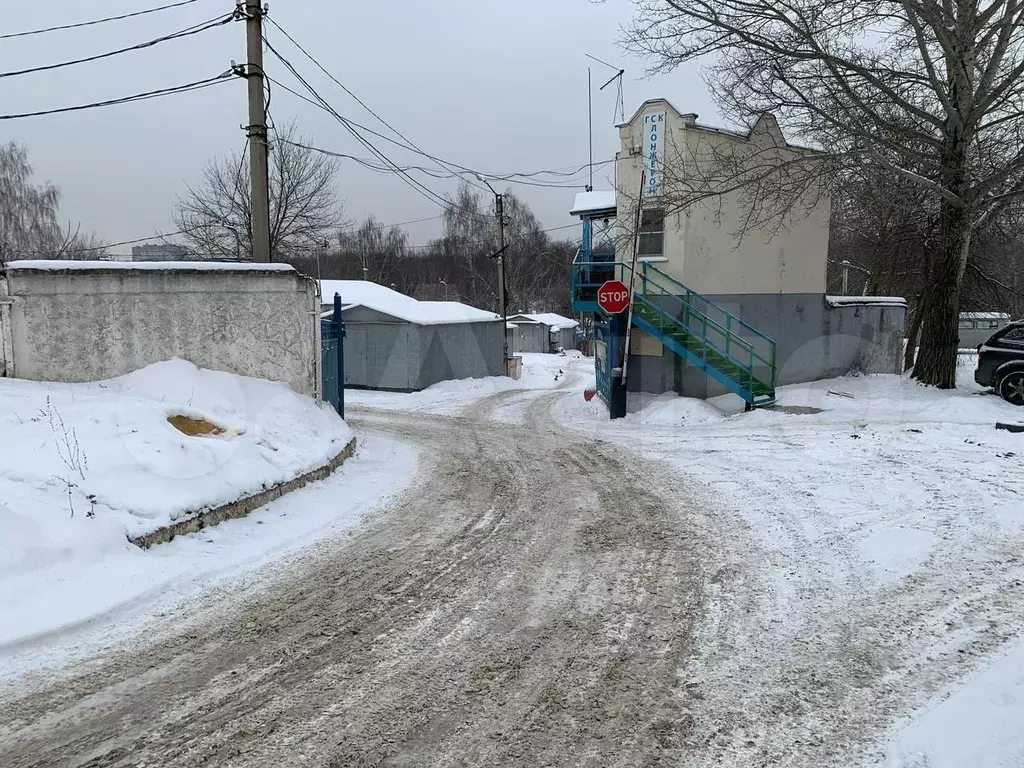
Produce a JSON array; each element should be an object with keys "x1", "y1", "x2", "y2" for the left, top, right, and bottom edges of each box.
[{"x1": 167, "y1": 414, "x2": 228, "y2": 437}]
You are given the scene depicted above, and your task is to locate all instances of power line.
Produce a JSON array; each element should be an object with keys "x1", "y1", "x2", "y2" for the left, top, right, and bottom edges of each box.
[
  {"x1": 0, "y1": 0, "x2": 204, "y2": 40},
  {"x1": 267, "y1": 77, "x2": 615, "y2": 185},
  {"x1": 275, "y1": 137, "x2": 603, "y2": 189},
  {"x1": 0, "y1": 13, "x2": 233, "y2": 80},
  {"x1": 264, "y1": 20, "x2": 614, "y2": 188},
  {"x1": 0, "y1": 72, "x2": 232, "y2": 122},
  {"x1": 54, "y1": 219, "x2": 581, "y2": 257},
  {"x1": 264, "y1": 41, "x2": 457, "y2": 212},
  {"x1": 264, "y1": 17, "x2": 489, "y2": 193},
  {"x1": 404, "y1": 222, "x2": 580, "y2": 250}
]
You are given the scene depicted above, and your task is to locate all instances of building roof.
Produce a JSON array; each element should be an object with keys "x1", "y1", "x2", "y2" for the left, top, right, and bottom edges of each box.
[
  {"x1": 570, "y1": 190, "x2": 617, "y2": 218},
  {"x1": 617, "y1": 98, "x2": 822, "y2": 154},
  {"x1": 960, "y1": 311, "x2": 1011, "y2": 320},
  {"x1": 507, "y1": 312, "x2": 579, "y2": 331},
  {"x1": 320, "y1": 280, "x2": 500, "y2": 326}
]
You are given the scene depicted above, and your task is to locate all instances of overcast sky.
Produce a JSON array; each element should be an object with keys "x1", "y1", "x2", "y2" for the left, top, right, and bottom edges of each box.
[{"x1": 1, "y1": 0, "x2": 720, "y2": 254}]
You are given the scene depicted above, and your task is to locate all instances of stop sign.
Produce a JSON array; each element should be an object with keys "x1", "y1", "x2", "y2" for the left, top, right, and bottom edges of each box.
[{"x1": 597, "y1": 280, "x2": 630, "y2": 314}]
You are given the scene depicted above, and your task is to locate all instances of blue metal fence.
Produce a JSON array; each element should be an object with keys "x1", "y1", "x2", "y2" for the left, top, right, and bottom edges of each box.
[{"x1": 321, "y1": 293, "x2": 345, "y2": 418}]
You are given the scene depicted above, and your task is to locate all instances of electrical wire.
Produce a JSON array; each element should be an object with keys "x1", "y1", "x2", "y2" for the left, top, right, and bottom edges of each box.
[
  {"x1": 0, "y1": 13, "x2": 233, "y2": 80},
  {"x1": 267, "y1": 78, "x2": 614, "y2": 184},
  {"x1": 265, "y1": 20, "x2": 616, "y2": 188},
  {"x1": 276, "y1": 137, "x2": 602, "y2": 189},
  {"x1": 0, "y1": 72, "x2": 232, "y2": 122},
  {"x1": 0, "y1": 0, "x2": 204, "y2": 40},
  {"x1": 403, "y1": 222, "x2": 580, "y2": 250},
  {"x1": 264, "y1": 17, "x2": 489, "y2": 193},
  {"x1": 264, "y1": 40, "x2": 457, "y2": 211}
]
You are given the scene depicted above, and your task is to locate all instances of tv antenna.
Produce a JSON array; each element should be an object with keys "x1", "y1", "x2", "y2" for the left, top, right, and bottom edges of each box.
[
  {"x1": 585, "y1": 53, "x2": 626, "y2": 124},
  {"x1": 584, "y1": 54, "x2": 626, "y2": 190}
]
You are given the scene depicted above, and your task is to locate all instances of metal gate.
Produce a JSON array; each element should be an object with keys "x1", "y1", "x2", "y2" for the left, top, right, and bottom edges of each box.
[
  {"x1": 321, "y1": 293, "x2": 345, "y2": 417},
  {"x1": 592, "y1": 314, "x2": 626, "y2": 418}
]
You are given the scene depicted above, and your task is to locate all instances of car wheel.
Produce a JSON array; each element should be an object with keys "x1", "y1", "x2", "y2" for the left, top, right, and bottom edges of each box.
[{"x1": 999, "y1": 370, "x2": 1024, "y2": 406}]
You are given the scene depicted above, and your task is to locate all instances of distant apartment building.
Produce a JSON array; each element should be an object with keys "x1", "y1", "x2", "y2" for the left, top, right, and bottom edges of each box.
[{"x1": 131, "y1": 244, "x2": 193, "y2": 262}]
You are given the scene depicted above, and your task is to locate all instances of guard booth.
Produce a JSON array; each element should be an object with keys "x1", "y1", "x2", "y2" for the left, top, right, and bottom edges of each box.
[{"x1": 569, "y1": 191, "x2": 628, "y2": 417}]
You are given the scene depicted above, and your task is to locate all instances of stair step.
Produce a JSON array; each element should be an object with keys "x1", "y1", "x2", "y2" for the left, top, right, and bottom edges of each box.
[{"x1": 631, "y1": 299, "x2": 775, "y2": 400}]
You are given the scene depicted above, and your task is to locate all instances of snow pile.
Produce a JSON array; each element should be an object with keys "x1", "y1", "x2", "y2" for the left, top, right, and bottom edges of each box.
[
  {"x1": 320, "y1": 280, "x2": 500, "y2": 325},
  {"x1": 0, "y1": 359, "x2": 353, "y2": 580},
  {"x1": 0, "y1": 436, "x2": 413, "y2": 660}
]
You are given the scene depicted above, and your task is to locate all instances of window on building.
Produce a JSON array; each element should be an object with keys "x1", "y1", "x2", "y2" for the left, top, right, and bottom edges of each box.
[
  {"x1": 638, "y1": 208, "x2": 665, "y2": 258},
  {"x1": 983, "y1": 319, "x2": 1001, "y2": 329},
  {"x1": 958, "y1": 319, "x2": 976, "y2": 330}
]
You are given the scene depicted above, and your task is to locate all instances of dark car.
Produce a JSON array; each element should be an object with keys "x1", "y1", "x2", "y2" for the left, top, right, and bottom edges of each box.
[{"x1": 975, "y1": 319, "x2": 1024, "y2": 405}]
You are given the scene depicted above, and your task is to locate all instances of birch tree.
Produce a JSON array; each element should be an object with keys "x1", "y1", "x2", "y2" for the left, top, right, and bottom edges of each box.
[
  {"x1": 626, "y1": 0, "x2": 1024, "y2": 387},
  {"x1": 0, "y1": 142, "x2": 61, "y2": 264}
]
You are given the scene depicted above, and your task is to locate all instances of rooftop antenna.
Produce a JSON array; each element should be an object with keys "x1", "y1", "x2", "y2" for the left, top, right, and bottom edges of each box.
[{"x1": 585, "y1": 53, "x2": 626, "y2": 125}]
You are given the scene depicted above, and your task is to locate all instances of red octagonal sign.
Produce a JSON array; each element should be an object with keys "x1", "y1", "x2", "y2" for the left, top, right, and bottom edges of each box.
[{"x1": 597, "y1": 279, "x2": 630, "y2": 314}]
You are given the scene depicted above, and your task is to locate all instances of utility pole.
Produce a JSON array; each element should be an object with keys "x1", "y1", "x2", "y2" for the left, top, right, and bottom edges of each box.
[
  {"x1": 244, "y1": 0, "x2": 271, "y2": 263},
  {"x1": 477, "y1": 175, "x2": 509, "y2": 362},
  {"x1": 495, "y1": 192, "x2": 508, "y2": 361}
]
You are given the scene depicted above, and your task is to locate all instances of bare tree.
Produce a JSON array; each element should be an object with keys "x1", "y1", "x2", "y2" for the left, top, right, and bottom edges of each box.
[
  {"x1": 173, "y1": 123, "x2": 344, "y2": 261},
  {"x1": 337, "y1": 216, "x2": 414, "y2": 291},
  {"x1": 626, "y1": 0, "x2": 1024, "y2": 387},
  {"x1": 0, "y1": 142, "x2": 62, "y2": 264}
]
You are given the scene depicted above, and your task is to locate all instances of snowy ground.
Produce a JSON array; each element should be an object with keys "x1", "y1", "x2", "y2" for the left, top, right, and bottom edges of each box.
[
  {"x1": 345, "y1": 351, "x2": 584, "y2": 415},
  {"x1": 348, "y1": 351, "x2": 1024, "y2": 766},
  {"x1": 0, "y1": 360, "x2": 414, "y2": 668},
  {"x1": 555, "y1": 359, "x2": 1024, "y2": 768}
]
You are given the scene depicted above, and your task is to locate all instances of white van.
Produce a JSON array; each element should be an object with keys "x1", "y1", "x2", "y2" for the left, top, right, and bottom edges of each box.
[{"x1": 959, "y1": 312, "x2": 1011, "y2": 348}]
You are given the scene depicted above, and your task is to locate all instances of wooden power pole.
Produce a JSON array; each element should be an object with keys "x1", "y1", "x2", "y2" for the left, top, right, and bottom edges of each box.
[
  {"x1": 244, "y1": 0, "x2": 271, "y2": 262},
  {"x1": 495, "y1": 192, "x2": 508, "y2": 361}
]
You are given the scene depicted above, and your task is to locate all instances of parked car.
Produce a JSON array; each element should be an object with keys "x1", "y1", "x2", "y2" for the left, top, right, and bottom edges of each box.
[{"x1": 975, "y1": 319, "x2": 1024, "y2": 405}]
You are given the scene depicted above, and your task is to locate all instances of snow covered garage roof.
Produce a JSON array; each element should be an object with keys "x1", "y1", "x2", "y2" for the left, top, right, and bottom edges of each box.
[
  {"x1": 507, "y1": 312, "x2": 579, "y2": 331},
  {"x1": 320, "y1": 280, "x2": 500, "y2": 326},
  {"x1": 570, "y1": 191, "x2": 616, "y2": 218}
]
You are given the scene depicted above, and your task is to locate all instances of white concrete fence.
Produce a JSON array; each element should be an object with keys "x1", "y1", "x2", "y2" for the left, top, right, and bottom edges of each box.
[{"x1": 0, "y1": 261, "x2": 321, "y2": 396}]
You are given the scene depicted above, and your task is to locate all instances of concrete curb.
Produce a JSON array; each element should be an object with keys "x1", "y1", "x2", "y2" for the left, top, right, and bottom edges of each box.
[{"x1": 130, "y1": 437, "x2": 357, "y2": 549}]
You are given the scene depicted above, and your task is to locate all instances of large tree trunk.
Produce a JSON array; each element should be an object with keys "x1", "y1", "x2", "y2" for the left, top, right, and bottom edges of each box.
[
  {"x1": 903, "y1": 295, "x2": 924, "y2": 371},
  {"x1": 912, "y1": 201, "x2": 972, "y2": 388}
]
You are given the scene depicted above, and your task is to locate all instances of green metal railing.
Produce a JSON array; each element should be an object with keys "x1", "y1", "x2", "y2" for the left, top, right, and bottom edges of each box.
[
  {"x1": 570, "y1": 252, "x2": 778, "y2": 406},
  {"x1": 638, "y1": 262, "x2": 777, "y2": 395}
]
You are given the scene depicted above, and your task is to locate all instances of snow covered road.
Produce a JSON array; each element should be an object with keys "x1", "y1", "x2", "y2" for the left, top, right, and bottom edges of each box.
[
  {"x1": 0, "y1": 377, "x2": 718, "y2": 767},
  {"x1": 2, "y1": 353, "x2": 1021, "y2": 767}
]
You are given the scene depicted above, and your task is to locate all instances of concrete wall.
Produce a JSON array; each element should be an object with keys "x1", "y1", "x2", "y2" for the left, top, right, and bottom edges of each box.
[
  {"x1": 616, "y1": 100, "x2": 830, "y2": 295},
  {"x1": 626, "y1": 294, "x2": 907, "y2": 398},
  {"x1": 4, "y1": 265, "x2": 320, "y2": 395},
  {"x1": 345, "y1": 320, "x2": 504, "y2": 391}
]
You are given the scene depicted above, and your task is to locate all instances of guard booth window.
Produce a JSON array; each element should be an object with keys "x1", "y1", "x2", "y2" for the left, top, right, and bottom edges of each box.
[{"x1": 639, "y1": 208, "x2": 665, "y2": 259}]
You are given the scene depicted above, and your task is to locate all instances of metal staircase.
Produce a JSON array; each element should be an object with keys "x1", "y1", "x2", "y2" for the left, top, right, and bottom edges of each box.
[{"x1": 572, "y1": 253, "x2": 778, "y2": 408}]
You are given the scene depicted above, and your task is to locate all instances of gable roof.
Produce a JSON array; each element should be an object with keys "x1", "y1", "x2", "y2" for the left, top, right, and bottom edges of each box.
[
  {"x1": 320, "y1": 280, "x2": 500, "y2": 325},
  {"x1": 617, "y1": 99, "x2": 821, "y2": 153},
  {"x1": 507, "y1": 312, "x2": 579, "y2": 331}
]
